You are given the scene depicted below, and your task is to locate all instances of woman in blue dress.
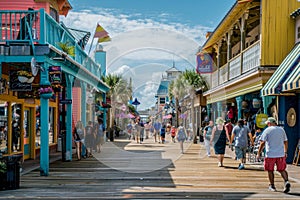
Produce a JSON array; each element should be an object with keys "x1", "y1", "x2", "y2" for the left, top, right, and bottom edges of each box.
[{"x1": 211, "y1": 117, "x2": 230, "y2": 167}]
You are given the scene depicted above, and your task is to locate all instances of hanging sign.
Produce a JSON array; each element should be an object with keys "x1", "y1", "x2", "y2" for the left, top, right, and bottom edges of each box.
[
  {"x1": 196, "y1": 52, "x2": 214, "y2": 74},
  {"x1": 49, "y1": 66, "x2": 62, "y2": 84},
  {"x1": 9, "y1": 70, "x2": 32, "y2": 91}
]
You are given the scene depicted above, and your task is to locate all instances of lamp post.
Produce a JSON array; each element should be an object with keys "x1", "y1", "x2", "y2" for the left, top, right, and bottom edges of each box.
[{"x1": 132, "y1": 98, "x2": 140, "y2": 111}]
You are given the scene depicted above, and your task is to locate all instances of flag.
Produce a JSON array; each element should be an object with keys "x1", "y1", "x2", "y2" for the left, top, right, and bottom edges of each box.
[
  {"x1": 98, "y1": 35, "x2": 111, "y2": 43},
  {"x1": 94, "y1": 23, "x2": 109, "y2": 38}
]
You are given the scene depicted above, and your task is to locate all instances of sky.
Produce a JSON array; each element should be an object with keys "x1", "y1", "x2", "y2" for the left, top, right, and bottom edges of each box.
[{"x1": 61, "y1": 0, "x2": 236, "y2": 110}]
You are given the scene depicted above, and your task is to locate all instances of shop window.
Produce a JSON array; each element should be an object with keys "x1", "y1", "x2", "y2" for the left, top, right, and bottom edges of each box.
[
  {"x1": 49, "y1": 107, "x2": 55, "y2": 144},
  {"x1": 12, "y1": 104, "x2": 22, "y2": 152},
  {"x1": 0, "y1": 101, "x2": 8, "y2": 154},
  {"x1": 35, "y1": 106, "x2": 55, "y2": 147},
  {"x1": 50, "y1": 7, "x2": 59, "y2": 22}
]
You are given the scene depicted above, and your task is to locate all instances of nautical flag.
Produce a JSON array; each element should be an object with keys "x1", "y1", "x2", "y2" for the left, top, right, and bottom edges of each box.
[
  {"x1": 94, "y1": 23, "x2": 109, "y2": 38},
  {"x1": 98, "y1": 35, "x2": 111, "y2": 43}
]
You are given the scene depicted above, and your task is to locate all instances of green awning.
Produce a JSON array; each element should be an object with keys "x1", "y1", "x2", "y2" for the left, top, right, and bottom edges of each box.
[
  {"x1": 282, "y1": 64, "x2": 300, "y2": 92},
  {"x1": 261, "y1": 43, "x2": 300, "y2": 96}
]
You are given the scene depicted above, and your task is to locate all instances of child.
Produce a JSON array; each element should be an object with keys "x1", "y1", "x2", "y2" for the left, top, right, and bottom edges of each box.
[{"x1": 170, "y1": 126, "x2": 176, "y2": 143}]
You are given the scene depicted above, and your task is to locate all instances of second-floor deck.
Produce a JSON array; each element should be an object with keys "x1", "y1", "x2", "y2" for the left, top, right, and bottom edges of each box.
[
  {"x1": 0, "y1": 9, "x2": 104, "y2": 88},
  {"x1": 210, "y1": 40, "x2": 260, "y2": 89}
]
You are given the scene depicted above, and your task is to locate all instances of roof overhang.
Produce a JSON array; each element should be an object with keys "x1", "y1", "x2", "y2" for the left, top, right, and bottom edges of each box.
[{"x1": 201, "y1": 0, "x2": 258, "y2": 52}]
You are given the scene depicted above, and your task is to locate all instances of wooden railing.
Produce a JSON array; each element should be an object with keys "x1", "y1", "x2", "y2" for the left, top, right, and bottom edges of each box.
[
  {"x1": 0, "y1": 9, "x2": 100, "y2": 77},
  {"x1": 242, "y1": 41, "x2": 260, "y2": 73},
  {"x1": 209, "y1": 41, "x2": 261, "y2": 89},
  {"x1": 219, "y1": 63, "x2": 228, "y2": 84},
  {"x1": 229, "y1": 55, "x2": 241, "y2": 79}
]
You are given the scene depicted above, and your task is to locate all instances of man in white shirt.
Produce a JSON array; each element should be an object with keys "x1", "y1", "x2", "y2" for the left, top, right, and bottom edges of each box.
[{"x1": 257, "y1": 117, "x2": 290, "y2": 193}]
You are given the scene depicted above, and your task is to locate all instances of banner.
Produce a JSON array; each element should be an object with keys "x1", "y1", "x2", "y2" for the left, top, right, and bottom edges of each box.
[{"x1": 196, "y1": 52, "x2": 213, "y2": 74}]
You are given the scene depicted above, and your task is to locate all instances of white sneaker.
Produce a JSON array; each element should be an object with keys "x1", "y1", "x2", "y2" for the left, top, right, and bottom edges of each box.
[
  {"x1": 268, "y1": 185, "x2": 276, "y2": 192},
  {"x1": 283, "y1": 181, "x2": 291, "y2": 193}
]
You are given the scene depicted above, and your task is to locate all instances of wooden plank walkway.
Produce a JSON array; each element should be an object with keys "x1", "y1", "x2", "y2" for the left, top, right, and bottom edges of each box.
[{"x1": 0, "y1": 135, "x2": 299, "y2": 199}]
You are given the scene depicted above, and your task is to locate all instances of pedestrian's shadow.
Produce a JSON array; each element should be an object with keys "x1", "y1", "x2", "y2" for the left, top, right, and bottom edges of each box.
[
  {"x1": 287, "y1": 193, "x2": 300, "y2": 196},
  {"x1": 223, "y1": 166, "x2": 264, "y2": 171}
]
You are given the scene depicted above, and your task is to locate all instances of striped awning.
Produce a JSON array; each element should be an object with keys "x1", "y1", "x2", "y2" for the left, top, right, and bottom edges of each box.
[
  {"x1": 261, "y1": 43, "x2": 300, "y2": 96},
  {"x1": 282, "y1": 64, "x2": 300, "y2": 92}
]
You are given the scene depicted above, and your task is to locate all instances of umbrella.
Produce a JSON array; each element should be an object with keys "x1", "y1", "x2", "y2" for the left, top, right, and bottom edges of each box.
[
  {"x1": 163, "y1": 114, "x2": 172, "y2": 119},
  {"x1": 127, "y1": 113, "x2": 135, "y2": 119}
]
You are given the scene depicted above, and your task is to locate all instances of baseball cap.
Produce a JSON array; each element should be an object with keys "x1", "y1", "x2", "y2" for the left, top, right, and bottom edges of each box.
[{"x1": 265, "y1": 117, "x2": 277, "y2": 124}]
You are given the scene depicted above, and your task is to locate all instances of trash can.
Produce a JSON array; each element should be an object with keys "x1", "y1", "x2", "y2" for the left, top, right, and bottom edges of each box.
[
  {"x1": 5, "y1": 154, "x2": 22, "y2": 190},
  {"x1": 60, "y1": 130, "x2": 67, "y2": 161}
]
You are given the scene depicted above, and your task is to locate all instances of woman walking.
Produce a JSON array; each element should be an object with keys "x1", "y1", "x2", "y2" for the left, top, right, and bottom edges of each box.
[
  {"x1": 74, "y1": 121, "x2": 85, "y2": 160},
  {"x1": 95, "y1": 118, "x2": 105, "y2": 153},
  {"x1": 177, "y1": 124, "x2": 187, "y2": 154},
  {"x1": 210, "y1": 117, "x2": 230, "y2": 167}
]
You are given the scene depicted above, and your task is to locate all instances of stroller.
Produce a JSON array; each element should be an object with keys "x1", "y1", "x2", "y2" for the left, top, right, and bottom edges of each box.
[{"x1": 248, "y1": 133, "x2": 264, "y2": 163}]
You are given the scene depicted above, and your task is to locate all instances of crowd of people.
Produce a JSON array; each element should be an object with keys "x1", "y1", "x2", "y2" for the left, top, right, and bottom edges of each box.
[
  {"x1": 73, "y1": 117, "x2": 105, "y2": 161},
  {"x1": 202, "y1": 116, "x2": 291, "y2": 193},
  {"x1": 72, "y1": 115, "x2": 291, "y2": 193}
]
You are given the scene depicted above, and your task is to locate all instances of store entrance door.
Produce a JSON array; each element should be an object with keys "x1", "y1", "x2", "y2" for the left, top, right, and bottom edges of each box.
[{"x1": 23, "y1": 108, "x2": 33, "y2": 159}]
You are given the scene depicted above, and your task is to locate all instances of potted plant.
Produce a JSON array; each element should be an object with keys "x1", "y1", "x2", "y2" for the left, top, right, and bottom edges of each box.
[
  {"x1": 39, "y1": 86, "x2": 54, "y2": 99},
  {"x1": 57, "y1": 42, "x2": 75, "y2": 57}
]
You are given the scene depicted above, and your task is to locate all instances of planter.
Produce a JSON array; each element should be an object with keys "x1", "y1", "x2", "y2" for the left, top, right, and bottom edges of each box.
[
  {"x1": 10, "y1": 45, "x2": 31, "y2": 56},
  {"x1": 0, "y1": 45, "x2": 9, "y2": 56},
  {"x1": 34, "y1": 44, "x2": 50, "y2": 56},
  {"x1": 40, "y1": 92, "x2": 53, "y2": 99}
]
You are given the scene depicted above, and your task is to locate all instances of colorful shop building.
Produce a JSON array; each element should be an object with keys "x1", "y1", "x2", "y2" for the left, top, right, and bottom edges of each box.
[
  {"x1": 199, "y1": 0, "x2": 300, "y2": 163},
  {"x1": 0, "y1": 0, "x2": 109, "y2": 175}
]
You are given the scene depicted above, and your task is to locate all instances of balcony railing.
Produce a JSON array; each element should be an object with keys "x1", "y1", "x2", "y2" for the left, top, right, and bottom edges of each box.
[
  {"x1": 0, "y1": 9, "x2": 100, "y2": 77},
  {"x1": 209, "y1": 41, "x2": 261, "y2": 89},
  {"x1": 242, "y1": 41, "x2": 260, "y2": 73},
  {"x1": 219, "y1": 63, "x2": 228, "y2": 84}
]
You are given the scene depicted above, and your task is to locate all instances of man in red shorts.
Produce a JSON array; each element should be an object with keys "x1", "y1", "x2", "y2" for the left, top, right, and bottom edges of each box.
[{"x1": 257, "y1": 117, "x2": 290, "y2": 193}]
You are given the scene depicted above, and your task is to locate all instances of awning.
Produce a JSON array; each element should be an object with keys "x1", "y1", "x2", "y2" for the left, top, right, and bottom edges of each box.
[
  {"x1": 261, "y1": 43, "x2": 300, "y2": 96},
  {"x1": 282, "y1": 63, "x2": 300, "y2": 92}
]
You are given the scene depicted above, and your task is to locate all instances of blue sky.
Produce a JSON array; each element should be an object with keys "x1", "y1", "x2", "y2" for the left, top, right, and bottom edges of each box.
[{"x1": 62, "y1": 0, "x2": 236, "y2": 110}]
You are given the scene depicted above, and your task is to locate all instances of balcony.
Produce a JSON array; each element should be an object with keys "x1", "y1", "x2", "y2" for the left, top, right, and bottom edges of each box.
[
  {"x1": 0, "y1": 9, "x2": 100, "y2": 77},
  {"x1": 210, "y1": 41, "x2": 260, "y2": 89}
]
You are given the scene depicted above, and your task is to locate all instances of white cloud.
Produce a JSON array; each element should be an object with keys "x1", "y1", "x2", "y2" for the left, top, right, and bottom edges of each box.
[
  {"x1": 61, "y1": 7, "x2": 209, "y2": 110},
  {"x1": 110, "y1": 65, "x2": 135, "y2": 76}
]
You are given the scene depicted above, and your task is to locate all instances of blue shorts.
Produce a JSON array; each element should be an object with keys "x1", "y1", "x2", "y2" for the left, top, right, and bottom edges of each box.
[{"x1": 235, "y1": 146, "x2": 247, "y2": 160}]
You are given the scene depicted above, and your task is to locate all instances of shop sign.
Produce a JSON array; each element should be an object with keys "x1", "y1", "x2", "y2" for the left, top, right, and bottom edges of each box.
[
  {"x1": 60, "y1": 99, "x2": 72, "y2": 104},
  {"x1": 256, "y1": 113, "x2": 268, "y2": 128},
  {"x1": 9, "y1": 70, "x2": 32, "y2": 91},
  {"x1": 196, "y1": 52, "x2": 214, "y2": 74},
  {"x1": 18, "y1": 84, "x2": 39, "y2": 99},
  {"x1": 49, "y1": 66, "x2": 61, "y2": 84}
]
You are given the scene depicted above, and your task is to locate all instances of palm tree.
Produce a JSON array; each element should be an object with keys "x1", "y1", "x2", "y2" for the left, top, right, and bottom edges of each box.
[
  {"x1": 169, "y1": 74, "x2": 187, "y2": 127},
  {"x1": 101, "y1": 74, "x2": 131, "y2": 129},
  {"x1": 181, "y1": 69, "x2": 208, "y2": 142}
]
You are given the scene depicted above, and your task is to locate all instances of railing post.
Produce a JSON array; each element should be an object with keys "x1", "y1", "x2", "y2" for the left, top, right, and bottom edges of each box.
[{"x1": 39, "y1": 9, "x2": 46, "y2": 44}]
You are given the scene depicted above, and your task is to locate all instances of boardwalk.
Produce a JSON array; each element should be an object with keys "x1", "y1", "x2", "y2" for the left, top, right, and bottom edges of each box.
[{"x1": 0, "y1": 135, "x2": 299, "y2": 199}]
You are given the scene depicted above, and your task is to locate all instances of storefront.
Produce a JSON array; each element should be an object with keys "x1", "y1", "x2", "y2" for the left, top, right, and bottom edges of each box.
[
  {"x1": 0, "y1": 63, "x2": 59, "y2": 160},
  {"x1": 261, "y1": 43, "x2": 300, "y2": 163}
]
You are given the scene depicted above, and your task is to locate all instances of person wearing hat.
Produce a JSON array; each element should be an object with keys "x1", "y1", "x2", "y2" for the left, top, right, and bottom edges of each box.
[
  {"x1": 256, "y1": 117, "x2": 290, "y2": 193},
  {"x1": 230, "y1": 119, "x2": 254, "y2": 170}
]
